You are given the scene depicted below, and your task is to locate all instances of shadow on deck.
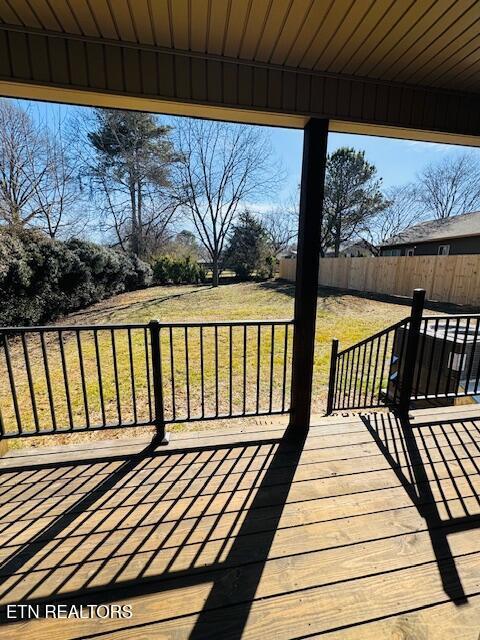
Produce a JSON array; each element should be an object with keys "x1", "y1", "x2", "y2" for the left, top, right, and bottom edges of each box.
[
  {"x1": 0, "y1": 406, "x2": 479, "y2": 638},
  {"x1": 361, "y1": 406, "x2": 480, "y2": 606},
  {"x1": 0, "y1": 426, "x2": 305, "y2": 638}
]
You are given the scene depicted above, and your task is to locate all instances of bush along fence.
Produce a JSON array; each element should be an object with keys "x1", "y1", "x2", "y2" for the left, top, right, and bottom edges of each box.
[
  {"x1": 0, "y1": 228, "x2": 152, "y2": 326},
  {"x1": 152, "y1": 255, "x2": 207, "y2": 285},
  {"x1": 0, "y1": 319, "x2": 294, "y2": 440}
]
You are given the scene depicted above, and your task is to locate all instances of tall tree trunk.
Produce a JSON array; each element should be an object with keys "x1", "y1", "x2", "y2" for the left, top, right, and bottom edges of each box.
[
  {"x1": 334, "y1": 220, "x2": 341, "y2": 257},
  {"x1": 129, "y1": 183, "x2": 139, "y2": 256},
  {"x1": 212, "y1": 258, "x2": 219, "y2": 287},
  {"x1": 137, "y1": 181, "x2": 143, "y2": 258}
]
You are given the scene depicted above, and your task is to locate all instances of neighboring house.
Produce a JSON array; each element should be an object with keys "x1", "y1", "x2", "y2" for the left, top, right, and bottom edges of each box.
[
  {"x1": 380, "y1": 211, "x2": 480, "y2": 256},
  {"x1": 326, "y1": 240, "x2": 377, "y2": 258},
  {"x1": 277, "y1": 249, "x2": 297, "y2": 260}
]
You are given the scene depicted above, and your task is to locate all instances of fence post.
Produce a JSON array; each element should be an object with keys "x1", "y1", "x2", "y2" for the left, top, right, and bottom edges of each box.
[
  {"x1": 398, "y1": 289, "x2": 426, "y2": 418},
  {"x1": 326, "y1": 338, "x2": 339, "y2": 415},
  {"x1": 149, "y1": 320, "x2": 169, "y2": 444}
]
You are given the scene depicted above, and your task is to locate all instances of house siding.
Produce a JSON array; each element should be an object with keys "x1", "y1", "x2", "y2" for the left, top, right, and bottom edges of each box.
[{"x1": 380, "y1": 236, "x2": 480, "y2": 256}]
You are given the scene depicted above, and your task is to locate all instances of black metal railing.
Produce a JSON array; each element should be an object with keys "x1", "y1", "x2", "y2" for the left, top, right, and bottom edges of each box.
[
  {"x1": 0, "y1": 319, "x2": 293, "y2": 439},
  {"x1": 327, "y1": 289, "x2": 480, "y2": 414},
  {"x1": 326, "y1": 319, "x2": 410, "y2": 412},
  {"x1": 410, "y1": 314, "x2": 480, "y2": 403}
]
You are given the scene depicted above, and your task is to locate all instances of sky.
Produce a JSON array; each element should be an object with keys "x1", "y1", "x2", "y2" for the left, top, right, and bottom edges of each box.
[{"x1": 13, "y1": 96, "x2": 480, "y2": 212}]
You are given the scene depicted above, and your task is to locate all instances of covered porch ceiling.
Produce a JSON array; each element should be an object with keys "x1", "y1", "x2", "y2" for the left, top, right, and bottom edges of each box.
[{"x1": 0, "y1": 0, "x2": 480, "y2": 145}]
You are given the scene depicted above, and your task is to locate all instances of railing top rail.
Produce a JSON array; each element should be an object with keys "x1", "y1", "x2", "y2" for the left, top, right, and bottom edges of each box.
[
  {"x1": 422, "y1": 313, "x2": 480, "y2": 320},
  {"x1": 0, "y1": 318, "x2": 294, "y2": 333},
  {"x1": 337, "y1": 317, "x2": 409, "y2": 357}
]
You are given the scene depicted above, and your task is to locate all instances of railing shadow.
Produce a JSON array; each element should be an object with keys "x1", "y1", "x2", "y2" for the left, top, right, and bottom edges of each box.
[
  {"x1": 361, "y1": 411, "x2": 480, "y2": 605},
  {"x1": 0, "y1": 430, "x2": 305, "y2": 639}
]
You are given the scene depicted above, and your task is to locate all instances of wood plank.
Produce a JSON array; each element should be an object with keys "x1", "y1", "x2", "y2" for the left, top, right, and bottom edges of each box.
[
  {"x1": 3, "y1": 535, "x2": 480, "y2": 639},
  {"x1": 1, "y1": 431, "x2": 479, "y2": 508}
]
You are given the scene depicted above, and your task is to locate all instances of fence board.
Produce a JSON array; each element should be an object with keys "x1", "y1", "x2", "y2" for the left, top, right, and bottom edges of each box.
[{"x1": 279, "y1": 255, "x2": 480, "y2": 306}]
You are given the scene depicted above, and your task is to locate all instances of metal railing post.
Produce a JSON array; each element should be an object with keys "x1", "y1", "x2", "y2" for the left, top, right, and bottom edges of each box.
[
  {"x1": 149, "y1": 320, "x2": 169, "y2": 444},
  {"x1": 398, "y1": 289, "x2": 426, "y2": 418},
  {"x1": 326, "y1": 338, "x2": 339, "y2": 414}
]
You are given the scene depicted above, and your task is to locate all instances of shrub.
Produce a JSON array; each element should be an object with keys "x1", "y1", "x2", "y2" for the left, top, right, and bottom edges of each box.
[
  {"x1": 224, "y1": 211, "x2": 274, "y2": 280},
  {"x1": 152, "y1": 255, "x2": 207, "y2": 285},
  {"x1": 0, "y1": 227, "x2": 152, "y2": 326}
]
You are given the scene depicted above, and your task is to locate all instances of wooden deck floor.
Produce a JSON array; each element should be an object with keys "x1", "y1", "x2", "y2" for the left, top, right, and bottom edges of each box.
[{"x1": 0, "y1": 405, "x2": 479, "y2": 639}]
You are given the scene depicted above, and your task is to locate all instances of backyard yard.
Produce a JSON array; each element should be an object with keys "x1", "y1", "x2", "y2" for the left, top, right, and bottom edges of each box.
[{"x1": 0, "y1": 281, "x2": 426, "y2": 448}]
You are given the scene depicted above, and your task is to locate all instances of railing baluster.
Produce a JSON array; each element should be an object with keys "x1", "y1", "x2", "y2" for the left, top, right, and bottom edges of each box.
[
  {"x1": 128, "y1": 328, "x2": 137, "y2": 423},
  {"x1": 185, "y1": 326, "x2": 191, "y2": 420},
  {"x1": 435, "y1": 318, "x2": 450, "y2": 398},
  {"x1": 456, "y1": 316, "x2": 471, "y2": 396},
  {"x1": 76, "y1": 330, "x2": 90, "y2": 429},
  {"x1": 256, "y1": 324, "x2": 261, "y2": 413},
  {"x1": 144, "y1": 327, "x2": 153, "y2": 423},
  {"x1": 269, "y1": 324, "x2": 275, "y2": 414},
  {"x1": 22, "y1": 333, "x2": 39, "y2": 432},
  {"x1": 466, "y1": 318, "x2": 480, "y2": 393},
  {"x1": 413, "y1": 318, "x2": 427, "y2": 398},
  {"x1": 3, "y1": 334, "x2": 22, "y2": 433},
  {"x1": 58, "y1": 330, "x2": 73, "y2": 430},
  {"x1": 281, "y1": 324, "x2": 289, "y2": 412},
  {"x1": 444, "y1": 317, "x2": 461, "y2": 396},
  {"x1": 111, "y1": 329, "x2": 121, "y2": 425},
  {"x1": 377, "y1": 331, "x2": 390, "y2": 405},
  {"x1": 363, "y1": 339, "x2": 373, "y2": 408},
  {"x1": 424, "y1": 317, "x2": 438, "y2": 398},
  {"x1": 369, "y1": 336, "x2": 381, "y2": 406},
  {"x1": 169, "y1": 326, "x2": 176, "y2": 421},
  {"x1": 334, "y1": 351, "x2": 344, "y2": 410},
  {"x1": 0, "y1": 395, "x2": 4, "y2": 437},
  {"x1": 200, "y1": 325, "x2": 205, "y2": 418},
  {"x1": 40, "y1": 331, "x2": 57, "y2": 431},
  {"x1": 94, "y1": 329, "x2": 106, "y2": 426},
  {"x1": 243, "y1": 325, "x2": 247, "y2": 415},
  {"x1": 229, "y1": 325, "x2": 233, "y2": 416},
  {"x1": 215, "y1": 325, "x2": 219, "y2": 417}
]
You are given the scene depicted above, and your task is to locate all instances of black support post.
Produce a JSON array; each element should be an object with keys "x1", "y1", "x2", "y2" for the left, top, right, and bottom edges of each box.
[
  {"x1": 326, "y1": 338, "x2": 339, "y2": 415},
  {"x1": 398, "y1": 288, "x2": 426, "y2": 418},
  {"x1": 288, "y1": 118, "x2": 329, "y2": 436},
  {"x1": 149, "y1": 320, "x2": 169, "y2": 445}
]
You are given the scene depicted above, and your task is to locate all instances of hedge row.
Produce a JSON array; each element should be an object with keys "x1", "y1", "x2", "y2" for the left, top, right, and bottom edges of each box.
[
  {"x1": 0, "y1": 228, "x2": 152, "y2": 326},
  {"x1": 152, "y1": 255, "x2": 207, "y2": 285}
]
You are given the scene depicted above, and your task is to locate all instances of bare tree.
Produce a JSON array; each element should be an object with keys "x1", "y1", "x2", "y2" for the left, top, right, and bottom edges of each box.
[
  {"x1": 417, "y1": 153, "x2": 480, "y2": 219},
  {"x1": 0, "y1": 100, "x2": 49, "y2": 227},
  {"x1": 365, "y1": 184, "x2": 418, "y2": 249},
  {"x1": 32, "y1": 119, "x2": 85, "y2": 238},
  {"x1": 174, "y1": 118, "x2": 279, "y2": 286},
  {"x1": 261, "y1": 196, "x2": 299, "y2": 254},
  {"x1": 0, "y1": 99, "x2": 84, "y2": 237}
]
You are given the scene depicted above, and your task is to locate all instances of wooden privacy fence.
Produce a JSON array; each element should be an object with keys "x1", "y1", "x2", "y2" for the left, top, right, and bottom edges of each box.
[{"x1": 279, "y1": 255, "x2": 480, "y2": 306}]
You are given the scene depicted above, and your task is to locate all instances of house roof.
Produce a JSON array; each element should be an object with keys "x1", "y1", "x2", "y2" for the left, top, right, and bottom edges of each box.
[{"x1": 380, "y1": 211, "x2": 480, "y2": 247}]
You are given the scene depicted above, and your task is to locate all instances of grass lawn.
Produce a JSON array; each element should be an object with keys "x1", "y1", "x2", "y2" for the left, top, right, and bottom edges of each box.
[{"x1": 0, "y1": 281, "x2": 427, "y2": 448}]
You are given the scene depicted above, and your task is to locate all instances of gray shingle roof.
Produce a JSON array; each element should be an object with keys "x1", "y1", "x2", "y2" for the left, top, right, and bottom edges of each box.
[{"x1": 380, "y1": 211, "x2": 480, "y2": 247}]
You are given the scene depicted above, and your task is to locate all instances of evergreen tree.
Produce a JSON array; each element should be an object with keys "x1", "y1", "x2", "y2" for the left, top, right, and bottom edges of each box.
[
  {"x1": 323, "y1": 148, "x2": 387, "y2": 256},
  {"x1": 225, "y1": 210, "x2": 273, "y2": 280},
  {"x1": 88, "y1": 109, "x2": 179, "y2": 257}
]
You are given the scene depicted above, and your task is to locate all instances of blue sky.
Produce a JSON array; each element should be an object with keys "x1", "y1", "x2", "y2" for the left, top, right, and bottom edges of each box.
[{"x1": 16, "y1": 97, "x2": 479, "y2": 208}]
